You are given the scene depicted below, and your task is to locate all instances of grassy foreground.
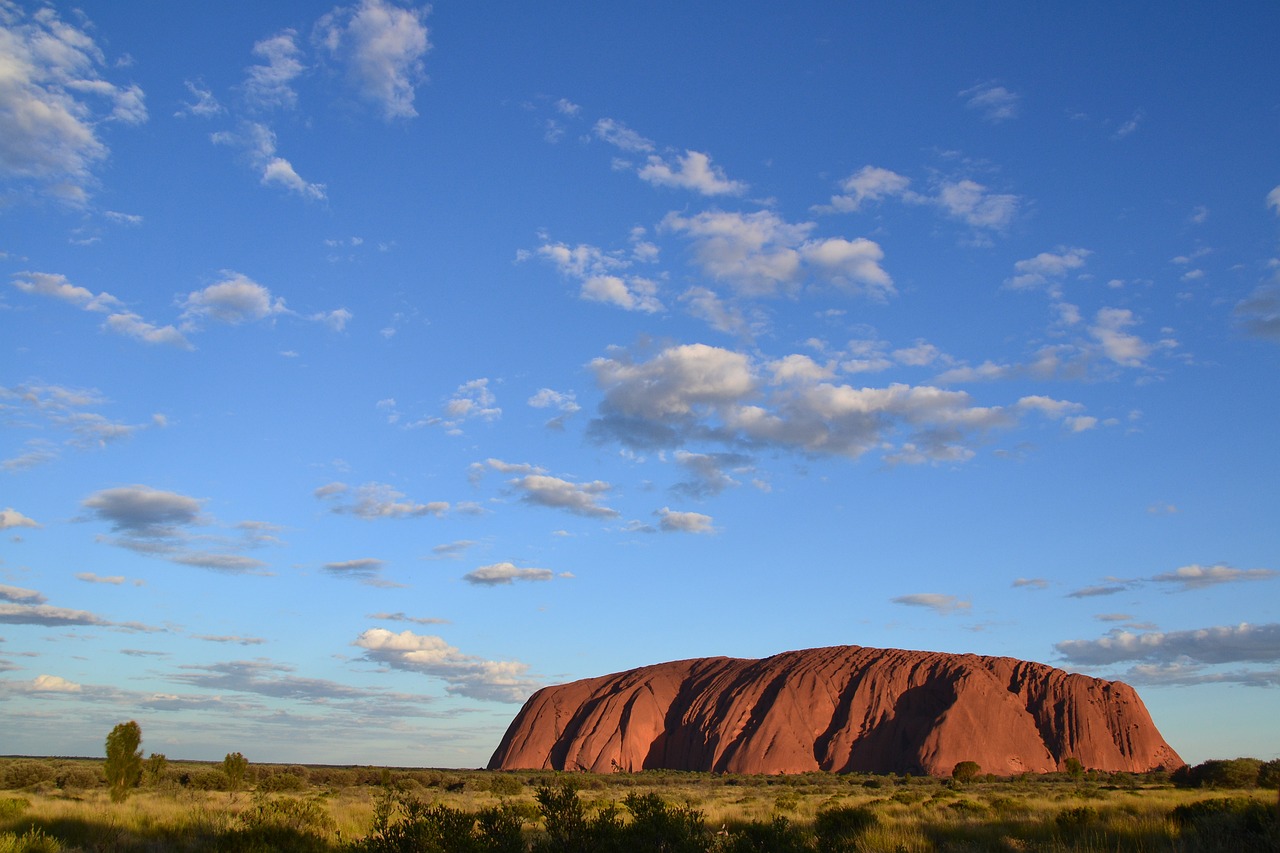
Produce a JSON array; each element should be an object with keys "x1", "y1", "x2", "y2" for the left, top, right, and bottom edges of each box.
[{"x1": 1, "y1": 758, "x2": 1278, "y2": 851}]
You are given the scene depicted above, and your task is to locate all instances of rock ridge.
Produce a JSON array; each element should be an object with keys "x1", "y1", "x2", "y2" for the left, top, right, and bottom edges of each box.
[{"x1": 488, "y1": 645, "x2": 1183, "y2": 776}]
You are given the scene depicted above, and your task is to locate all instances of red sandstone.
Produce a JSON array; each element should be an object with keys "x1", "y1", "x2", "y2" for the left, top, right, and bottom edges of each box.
[{"x1": 488, "y1": 646, "x2": 1183, "y2": 776}]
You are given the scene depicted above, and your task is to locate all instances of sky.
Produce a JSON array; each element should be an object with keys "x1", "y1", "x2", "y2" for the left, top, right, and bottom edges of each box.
[{"x1": 2, "y1": 0, "x2": 1278, "y2": 769}]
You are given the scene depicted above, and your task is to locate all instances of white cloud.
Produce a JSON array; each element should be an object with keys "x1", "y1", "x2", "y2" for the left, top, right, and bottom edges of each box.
[
  {"x1": 821, "y1": 165, "x2": 913, "y2": 213},
  {"x1": 244, "y1": 30, "x2": 305, "y2": 111},
  {"x1": 1113, "y1": 110, "x2": 1143, "y2": 139},
  {"x1": 82, "y1": 485, "x2": 203, "y2": 536},
  {"x1": 11, "y1": 271, "x2": 120, "y2": 312},
  {"x1": 1004, "y1": 248, "x2": 1091, "y2": 293},
  {"x1": 181, "y1": 272, "x2": 289, "y2": 327},
  {"x1": 1149, "y1": 563, "x2": 1278, "y2": 591},
  {"x1": 534, "y1": 239, "x2": 664, "y2": 312},
  {"x1": 661, "y1": 210, "x2": 893, "y2": 299},
  {"x1": 656, "y1": 507, "x2": 715, "y2": 534},
  {"x1": 528, "y1": 388, "x2": 580, "y2": 429},
  {"x1": 508, "y1": 474, "x2": 619, "y2": 518},
  {"x1": 213, "y1": 122, "x2": 326, "y2": 200},
  {"x1": 580, "y1": 274, "x2": 664, "y2": 313},
  {"x1": 310, "y1": 307, "x2": 354, "y2": 331},
  {"x1": 0, "y1": 508, "x2": 40, "y2": 530},
  {"x1": 318, "y1": 481, "x2": 447, "y2": 519},
  {"x1": 679, "y1": 286, "x2": 765, "y2": 340},
  {"x1": 1089, "y1": 307, "x2": 1151, "y2": 366},
  {"x1": 1267, "y1": 186, "x2": 1280, "y2": 215},
  {"x1": 315, "y1": 0, "x2": 431, "y2": 120},
  {"x1": 354, "y1": 627, "x2": 537, "y2": 702},
  {"x1": 592, "y1": 118, "x2": 655, "y2": 153},
  {"x1": 1056, "y1": 622, "x2": 1280, "y2": 666},
  {"x1": 427, "y1": 378, "x2": 502, "y2": 433},
  {"x1": 589, "y1": 342, "x2": 1016, "y2": 463},
  {"x1": 463, "y1": 562, "x2": 554, "y2": 586},
  {"x1": 176, "y1": 79, "x2": 224, "y2": 118},
  {"x1": 671, "y1": 450, "x2": 751, "y2": 498},
  {"x1": 30, "y1": 674, "x2": 82, "y2": 693},
  {"x1": 1012, "y1": 578, "x2": 1049, "y2": 590},
  {"x1": 638, "y1": 150, "x2": 746, "y2": 196},
  {"x1": 933, "y1": 179, "x2": 1018, "y2": 231},
  {"x1": 960, "y1": 82, "x2": 1020, "y2": 122},
  {"x1": 891, "y1": 593, "x2": 971, "y2": 615},
  {"x1": 0, "y1": 3, "x2": 147, "y2": 204},
  {"x1": 103, "y1": 312, "x2": 192, "y2": 348}
]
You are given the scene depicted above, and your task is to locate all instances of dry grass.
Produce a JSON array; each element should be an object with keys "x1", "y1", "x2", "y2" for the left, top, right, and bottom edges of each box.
[{"x1": 0, "y1": 758, "x2": 1276, "y2": 851}]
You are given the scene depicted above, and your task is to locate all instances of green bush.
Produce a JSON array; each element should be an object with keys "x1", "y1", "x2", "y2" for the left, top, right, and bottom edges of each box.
[
  {"x1": 0, "y1": 828, "x2": 63, "y2": 853},
  {"x1": 54, "y1": 765, "x2": 101, "y2": 791},
  {"x1": 814, "y1": 804, "x2": 877, "y2": 850},
  {"x1": 1174, "y1": 758, "x2": 1264, "y2": 789},
  {"x1": 257, "y1": 772, "x2": 307, "y2": 793},
  {"x1": 622, "y1": 791, "x2": 708, "y2": 852},
  {"x1": 2, "y1": 761, "x2": 55, "y2": 790},
  {"x1": 1170, "y1": 796, "x2": 1278, "y2": 851},
  {"x1": 951, "y1": 761, "x2": 981, "y2": 783},
  {"x1": 719, "y1": 816, "x2": 809, "y2": 853}
]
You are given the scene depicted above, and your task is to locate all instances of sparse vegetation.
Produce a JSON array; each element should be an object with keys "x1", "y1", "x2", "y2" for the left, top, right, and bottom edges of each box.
[{"x1": 0, "y1": 756, "x2": 1277, "y2": 851}]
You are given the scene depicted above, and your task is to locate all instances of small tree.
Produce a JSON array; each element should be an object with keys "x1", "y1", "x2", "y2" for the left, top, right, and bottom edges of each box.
[
  {"x1": 1064, "y1": 756, "x2": 1085, "y2": 779},
  {"x1": 223, "y1": 752, "x2": 248, "y2": 793},
  {"x1": 145, "y1": 752, "x2": 168, "y2": 786},
  {"x1": 104, "y1": 721, "x2": 143, "y2": 802},
  {"x1": 951, "y1": 760, "x2": 981, "y2": 783}
]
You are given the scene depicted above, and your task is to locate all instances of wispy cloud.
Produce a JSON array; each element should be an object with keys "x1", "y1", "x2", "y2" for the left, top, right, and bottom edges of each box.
[
  {"x1": 354, "y1": 628, "x2": 537, "y2": 702},
  {"x1": 891, "y1": 593, "x2": 971, "y2": 615}
]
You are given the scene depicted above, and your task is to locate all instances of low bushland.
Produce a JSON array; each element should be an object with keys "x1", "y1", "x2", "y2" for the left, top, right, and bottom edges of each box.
[{"x1": 0, "y1": 756, "x2": 1276, "y2": 851}]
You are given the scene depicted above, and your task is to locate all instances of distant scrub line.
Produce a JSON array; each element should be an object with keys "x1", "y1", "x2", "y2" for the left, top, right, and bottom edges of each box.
[{"x1": 1, "y1": 754, "x2": 1278, "y2": 851}]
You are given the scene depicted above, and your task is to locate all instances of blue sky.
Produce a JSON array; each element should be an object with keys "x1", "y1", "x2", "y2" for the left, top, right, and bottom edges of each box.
[{"x1": 2, "y1": 0, "x2": 1278, "y2": 768}]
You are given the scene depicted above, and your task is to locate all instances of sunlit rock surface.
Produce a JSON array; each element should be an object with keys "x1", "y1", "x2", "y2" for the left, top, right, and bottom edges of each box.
[{"x1": 488, "y1": 645, "x2": 1183, "y2": 776}]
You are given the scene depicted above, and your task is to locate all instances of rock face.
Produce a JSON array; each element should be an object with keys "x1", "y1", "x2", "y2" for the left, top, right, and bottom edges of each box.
[{"x1": 488, "y1": 646, "x2": 1183, "y2": 776}]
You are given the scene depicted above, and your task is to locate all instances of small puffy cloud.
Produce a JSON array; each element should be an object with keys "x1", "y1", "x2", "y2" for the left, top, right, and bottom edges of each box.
[
  {"x1": 0, "y1": 3, "x2": 147, "y2": 204},
  {"x1": 661, "y1": 210, "x2": 893, "y2": 299},
  {"x1": 433, "y1": 378, "x2": 501, "y2": 432},
  {"x1": 1004, "y1": 248, "x2": 1091, "y2": 293},
  {"x1": 1150, "y1": 563, "x2": 1277, "y2": 591},
  {"x1": 181, "y1": 272, "x2": 289, "y2": 327},
  {"x1": 679, "y1": 286, "x2": 766, "y2": 340},
  {"x1": 960, "y1": 82, "x2": 1020, "y2": 122},
  {"x1": 318, "y1": 482, "x2": 447, "y2": 519},
  {"x1": 638, "y1": 150, "x2": 746, "y2": 196},
  {"x1": 82, "y1": 485, "x2": 203, "y2": 537},
  {"x1": 891, "y1": 593, "x2": 971, "y2": 615},
  {"x1": 1113, "y1": 110, "x2": 1143, "y2": 140},
  {"x1": 656, "y1": 507, "x2": 715, "y2": 534},
  {"x1": 1089, "y1": 307, "x2": 1152, "y2": 366},
  {"x1": 821, "y1": 166, "x2": 913, "y2": 213},
  {"x1": 592, "y1": 118, "x2": 654, "y2": 153},
  {"x1": 315, "y1": 0, "x2": 431, "y2": 120},
  {"x1": 508, "y1": 474, "x2": 619, "y2": 518},
  {"x1": 1267, "y1": 185, "x2": 1280, "y2": 215},
  {"x1": 932, "y1": 179, "x2": 1018, "y2": 232},
  {"x1": 580, "y1": 274, "x2": 663, "y2": 313},
  {"x1": 103, "y1": 312, "x2": 192, "y2": 348},
  {"x1": 463, "y1": 562, "x2": 554, "y2": 586},
  {"x1": 354, "y1": 627, "x2": 537, "y2": 702},
  {"x1": 1056, "y1": 622, "x2": 1280, "y2": 666},
  {"x1": 30, "y1": 674, "x2": 82, "y2": 693},
  {"x1": 11, "y1": 271, "x2": 121, "y2": 312},
  {"x1": 310, "y1": 307, "x2": 353, "y2": 331},
  {"x1": 0, "y1": 508, "x2": 40, "y2": 530},
  {"x1": 244, "y1": 30, "x2": 305, "y2": 111},
  {"x1": 1234, "y1": 284, "x2": 1280, "y2": 342}
]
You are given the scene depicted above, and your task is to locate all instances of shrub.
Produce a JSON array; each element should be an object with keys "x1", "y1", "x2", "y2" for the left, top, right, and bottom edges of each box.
[
  {"x1": 1174, "y1": 758, "x2": 1264, "y2": 789},
  {"x1": 719, "y1": 816, "x2": 809, "y2": 853},
  {"x1": 951, "y1": 761, "x2": 981, "y2": 783},
  {"x1": 222, "y1": 752, "x2": 249, "y2": 793},
  {"x1": 814, "y1": 804, "x2": 877, "y2": 850},
  {"x1": 2, "y1": 762, "x2": 55, "y2": 791},
  {"x1": 1170, "y1": 797, "x2": 1278, "y2": 850},
  {"x1": 1259, "y1": 759, "x2": 1280, "y2": 789},
  {"x1": 54, "y1": 765, "x2": 100, "y2": 792},
  {"x1": 1055, "y1": 805, "x2": 1099, "y2": 829},
  {"x1": 622, "y1": 791, "x2": 708, "y2": 852},
  {"x1": 257, "y1": 772, "x2": 307, "y2": 793},
  {"x1": 0, "y1": 828, "x2": 63, "y2": 853}
]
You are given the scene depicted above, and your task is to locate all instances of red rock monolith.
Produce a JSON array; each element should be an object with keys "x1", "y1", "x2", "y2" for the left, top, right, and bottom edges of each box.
[{"x1": 487, "y1": 646, "x2": 1183, "y2": 776}]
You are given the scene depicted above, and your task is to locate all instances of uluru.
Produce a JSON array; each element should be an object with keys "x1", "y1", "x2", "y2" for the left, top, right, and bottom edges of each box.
[{"x1": 488, "y1": 645, "x2": 1183, "y2": 777}]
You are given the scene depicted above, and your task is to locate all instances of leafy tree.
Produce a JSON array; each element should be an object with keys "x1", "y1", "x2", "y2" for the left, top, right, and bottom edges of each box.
[
  {"x1": 951, "y1": 760, "x2": 981, "y2": 783},
  {"x1": 104, "y1": 721, "x2": 143, "y2": 802},
  {"x1": 223, "y1": 752, "x2": 249, "y2": 793},
  {"x1": 1064, "y1": 756, "x2": 1085, "y2": 779}
]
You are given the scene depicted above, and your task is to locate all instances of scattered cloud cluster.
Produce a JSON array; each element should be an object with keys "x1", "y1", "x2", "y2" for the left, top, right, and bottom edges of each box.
[
  {"x1": 0, "y1": 2, "x2": 147, "y2": 205},
  {"x1": 587, "y1": 342, "x2": 1087, "y2": 465},
  {"x1": 82, "y1": 485, "x2": 277, "y2": 573},
  {"x1": 315, "y1": 481, "x2": 448, "y2": 519},
  {"x1": 593, "y1": 118, "x2": 745, "y2": 196},
  {"x1": 819, "y1": 165, "x2": 1019, "y2": 234}
]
